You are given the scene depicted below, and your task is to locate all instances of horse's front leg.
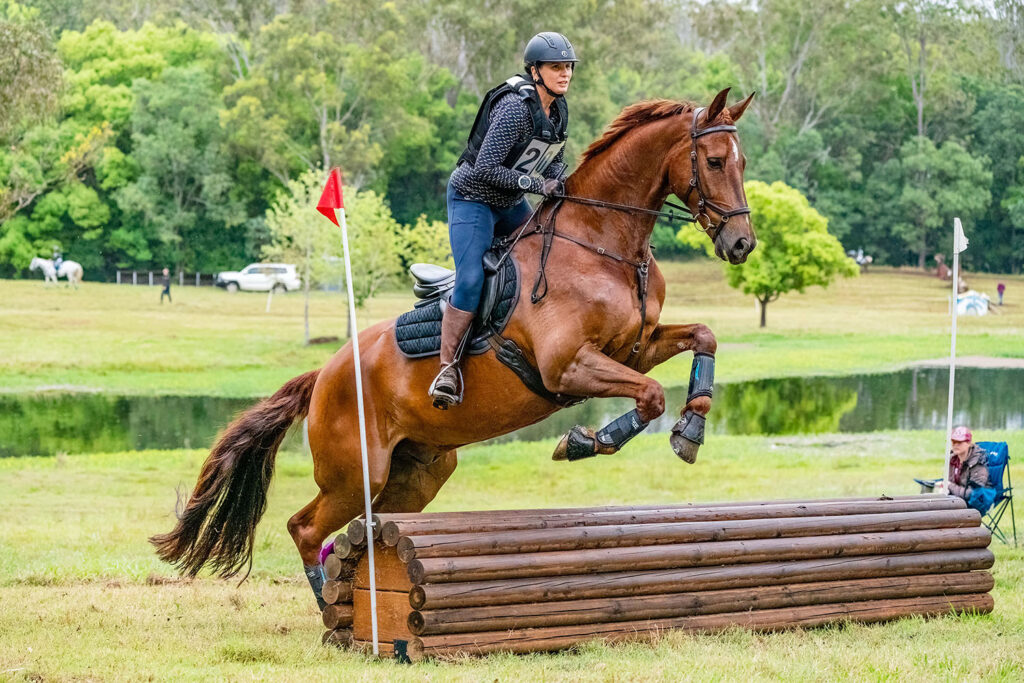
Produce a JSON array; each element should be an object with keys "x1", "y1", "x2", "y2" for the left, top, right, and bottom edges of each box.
[
  {"x1": 635, "y1": 323, "x2": 717, "y2": 463},
  {"x1": 539, "y1": 343, "x2": 666, "y2": 462}
]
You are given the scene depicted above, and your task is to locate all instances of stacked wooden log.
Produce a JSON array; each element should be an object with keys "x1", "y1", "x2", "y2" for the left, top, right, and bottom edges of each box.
[{"x1": 320, "y1": 495, "x2": 994, "y2": 660}]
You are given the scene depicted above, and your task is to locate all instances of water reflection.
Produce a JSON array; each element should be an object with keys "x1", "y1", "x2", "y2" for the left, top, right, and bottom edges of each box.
[{"x1": 1, "y1": 368, "x2": 1021, "y2": 456}]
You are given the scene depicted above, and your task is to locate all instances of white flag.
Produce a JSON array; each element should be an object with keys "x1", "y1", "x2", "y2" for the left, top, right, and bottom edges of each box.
[{"x1": 953, "y1": 217, "x2": 969, "y2": 253}]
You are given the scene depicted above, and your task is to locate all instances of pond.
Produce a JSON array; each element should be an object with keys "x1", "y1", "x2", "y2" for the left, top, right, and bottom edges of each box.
[{"x1": 2, "y1": 367, "x2": 1021, "y2": 457}]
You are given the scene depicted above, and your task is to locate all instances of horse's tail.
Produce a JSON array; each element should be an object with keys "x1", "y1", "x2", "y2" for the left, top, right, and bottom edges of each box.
[
  {"x1": 72, "y1": 264, "x2": 83, "y2": 285},
  {"x1": 149, "y1": 369, "x2": 321, "y2": 578}
]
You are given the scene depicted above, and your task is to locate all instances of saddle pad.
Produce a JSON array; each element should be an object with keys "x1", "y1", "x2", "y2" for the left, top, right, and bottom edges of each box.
[{"x1": 395, "y1": 254, "x2": 518, "y2": 358}]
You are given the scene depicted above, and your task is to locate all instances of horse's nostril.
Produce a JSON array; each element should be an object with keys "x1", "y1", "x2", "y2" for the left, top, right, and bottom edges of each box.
[{"x1": 733, "y1": 238, "x2": 749, "y2": 255}]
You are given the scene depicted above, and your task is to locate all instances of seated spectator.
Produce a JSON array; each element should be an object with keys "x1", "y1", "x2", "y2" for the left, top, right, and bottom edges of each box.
[{"x1": 936, "y1": 426, "x2": 992, "y2": 511}]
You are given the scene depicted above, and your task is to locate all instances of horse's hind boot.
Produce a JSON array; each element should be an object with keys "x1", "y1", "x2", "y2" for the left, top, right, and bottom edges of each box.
[
  {"x1": 304, "y1": 563, "x2": 327, "y2": 611},
  {"x1": 670, "y1": 410, "x2": 705, "y2": 464}
]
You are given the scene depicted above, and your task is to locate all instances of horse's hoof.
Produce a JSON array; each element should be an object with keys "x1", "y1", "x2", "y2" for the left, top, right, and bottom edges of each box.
[
  {"x1": 670, "y1": 432, "x2": 699, "y2": 463},
  {"x1": 552, "y1": 426, "x2": 599, "y2": 461}
]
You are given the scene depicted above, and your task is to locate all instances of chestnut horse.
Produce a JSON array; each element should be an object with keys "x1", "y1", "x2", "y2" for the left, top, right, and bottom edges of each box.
[{"x1": 151, "y1": 88, "x2": 758, "y2": 601}]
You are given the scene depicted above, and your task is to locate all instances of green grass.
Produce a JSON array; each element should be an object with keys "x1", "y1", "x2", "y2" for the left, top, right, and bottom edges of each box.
[
  {"x1": 3, "y1": 262, "x2": 1023, "y2": 396},
  {"x1": 2, "y1": 431, "x2": 1023, "y2": 680}
]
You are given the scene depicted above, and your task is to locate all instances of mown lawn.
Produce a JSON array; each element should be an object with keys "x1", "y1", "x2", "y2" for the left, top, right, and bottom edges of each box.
[
  {"x1": 2, "y1": 430, "x2": 1022, "y2": 681},
  {"x1": 2, "y1": 262, "x2": 1023, "y2": 396}
]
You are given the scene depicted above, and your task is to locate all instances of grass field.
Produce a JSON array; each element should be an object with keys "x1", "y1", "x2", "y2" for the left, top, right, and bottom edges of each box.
[
  {"x1": 2, "y1": 261, "x2": 1023, "y2": 396},
  {"x1": 2, "y1": 431, "x2": 1023, "y2": 681}
]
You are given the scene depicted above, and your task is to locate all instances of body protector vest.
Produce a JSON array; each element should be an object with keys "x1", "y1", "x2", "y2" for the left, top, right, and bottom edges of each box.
[{"x1": 457, "y1": 75, "x2": 568, "y2": 180}]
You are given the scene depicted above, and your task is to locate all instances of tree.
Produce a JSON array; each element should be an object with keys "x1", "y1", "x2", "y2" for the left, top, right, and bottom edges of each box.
[
  {"x1": 115, "y1": 66, "x2": 244, "y2": 271},
  {"x1": 262, "y1": 170, "x2": 402, "y2": 343},
  {"x1": 0, "y1": 8, "x2": 62, "y2": 142},
  {"x1": 874, "y1": 137, "x2": 991, "y2": 268},
  {"x1": 689, "y1": 180, "x2": 858, "y2": 327}
]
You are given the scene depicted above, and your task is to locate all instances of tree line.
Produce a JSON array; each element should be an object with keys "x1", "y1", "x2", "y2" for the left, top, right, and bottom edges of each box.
[{"x1": 2, "y1": 0, "x2": 1023, "y2": 280}]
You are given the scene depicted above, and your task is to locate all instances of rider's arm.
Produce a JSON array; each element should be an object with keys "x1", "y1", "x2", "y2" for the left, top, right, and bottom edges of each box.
[{"x1": 466, "y1": 97, "x2": 545, "y2": 194}]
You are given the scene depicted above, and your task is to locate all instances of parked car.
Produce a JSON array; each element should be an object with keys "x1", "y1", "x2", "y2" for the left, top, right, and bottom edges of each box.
[{"x1": 215, "y1": 263, "x2": 302, "y2": 292}]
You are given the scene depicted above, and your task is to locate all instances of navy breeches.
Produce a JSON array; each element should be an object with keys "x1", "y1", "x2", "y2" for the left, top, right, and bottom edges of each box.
[{"x1": 446, "y1": 181, "x2": 531, "y2": 312}]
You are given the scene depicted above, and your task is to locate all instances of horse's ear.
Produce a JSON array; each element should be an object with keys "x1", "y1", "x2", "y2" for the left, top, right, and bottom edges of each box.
[
  {"x1": 727, "y1": 92, "x2": 756, "y2": 122},
  {"x1": 705, "y1": 87, "x2": 731, "y2": 124}
]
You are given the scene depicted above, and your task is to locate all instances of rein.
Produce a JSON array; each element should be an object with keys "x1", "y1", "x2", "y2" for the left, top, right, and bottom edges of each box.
[{"x1": 493, "y1": 106, "x2": 749, "y2": 361}]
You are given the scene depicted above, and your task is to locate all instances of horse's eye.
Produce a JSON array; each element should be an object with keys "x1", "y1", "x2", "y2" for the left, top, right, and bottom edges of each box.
[{"x1": 707, "y1": 157, "x2": 723, "y2": 169}]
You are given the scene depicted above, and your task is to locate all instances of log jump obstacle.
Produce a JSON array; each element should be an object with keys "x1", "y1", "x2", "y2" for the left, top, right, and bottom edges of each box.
[{"x1": 318, "y1": 495, "x2": 994, "y2": 660}]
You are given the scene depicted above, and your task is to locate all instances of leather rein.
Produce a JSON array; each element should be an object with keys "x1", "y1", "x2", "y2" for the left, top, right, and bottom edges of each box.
[{"x1": 495, "y1": 106, "x2": 750, "y2": 362}]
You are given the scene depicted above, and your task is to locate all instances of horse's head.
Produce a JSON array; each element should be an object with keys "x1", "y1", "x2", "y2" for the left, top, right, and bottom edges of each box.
[
  {"x1": 669, "y1": 88, "x2": 757, "y2": 264},
  {"x1": 29, "y1": 258, "x2": 41, "y2": 271}
]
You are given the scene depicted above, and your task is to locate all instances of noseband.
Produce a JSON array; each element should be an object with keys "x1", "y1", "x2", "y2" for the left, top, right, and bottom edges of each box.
[{"x1": 682, "y1": 107, "x2": 751, "y2": 239}]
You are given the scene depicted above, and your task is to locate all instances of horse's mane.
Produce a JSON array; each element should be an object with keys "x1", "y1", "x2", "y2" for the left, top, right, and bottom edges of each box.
[{"x1": 578, "y1": 99, "x2": 697, "y2": 166}]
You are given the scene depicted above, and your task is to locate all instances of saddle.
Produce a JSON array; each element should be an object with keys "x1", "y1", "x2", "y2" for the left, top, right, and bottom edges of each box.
[
  {"x1": 394, "y1": 247, "x2": 583, "y2": 407},
  {"x1": 395, "y1": 249, "x2": 519, "y2": 358}
]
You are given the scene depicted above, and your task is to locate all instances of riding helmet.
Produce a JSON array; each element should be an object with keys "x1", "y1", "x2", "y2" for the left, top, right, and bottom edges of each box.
[{"x1": 523, "y1": 32, "x2": 579, "y2": 67}]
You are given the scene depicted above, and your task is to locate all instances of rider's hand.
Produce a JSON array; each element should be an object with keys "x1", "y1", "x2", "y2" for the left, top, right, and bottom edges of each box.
[{"x1": 541, "y1": 178, "x2": 564, "y2": 197}]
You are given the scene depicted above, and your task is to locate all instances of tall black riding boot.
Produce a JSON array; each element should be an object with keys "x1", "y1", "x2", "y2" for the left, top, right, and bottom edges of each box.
[{"x1": 429, "y1": 303, "x2": 475, "y2": 409}]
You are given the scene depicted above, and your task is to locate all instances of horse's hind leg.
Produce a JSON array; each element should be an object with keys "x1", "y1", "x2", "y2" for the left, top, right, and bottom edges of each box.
[{"x1": 293, "y1": 442, "x2": 456, "y2": 609}]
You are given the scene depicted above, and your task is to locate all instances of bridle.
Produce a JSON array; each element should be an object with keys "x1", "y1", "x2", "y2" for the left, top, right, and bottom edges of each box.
[
  {"x1": 681, "y1": 106, "x2": 751, "y2": 237},
  {"x1": 495, "y1": 104, "x2": 751, "y2": 362},
  {"x1": 552, "y1": 105, "x2": 751, "y2": 241}
]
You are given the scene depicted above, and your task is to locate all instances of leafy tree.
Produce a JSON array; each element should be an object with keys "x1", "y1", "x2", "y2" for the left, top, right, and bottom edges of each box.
[
  {"x1": 685, "y1": 180, "x2": 858, "y2": 327},
  {"x1": 0, "y1": 5, "x2": 62, "y2": 142},
  {"x1": 873, "y1": 136, "x2": 991, "y2": 268},
  {"x1": 397, "y1": 215, "x2": 453, "y2": 271},
  {"x1": 115, "y1": 66, "x2": 244, "y2": 271},
  {"x1": 263, "y1": 170, "x2": 402, "y2": 343}
]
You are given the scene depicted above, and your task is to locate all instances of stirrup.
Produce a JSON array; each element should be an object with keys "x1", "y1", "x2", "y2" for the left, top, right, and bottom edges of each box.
[{"x1": 428, "y1": 362, "x2": 464, "y2": 410}]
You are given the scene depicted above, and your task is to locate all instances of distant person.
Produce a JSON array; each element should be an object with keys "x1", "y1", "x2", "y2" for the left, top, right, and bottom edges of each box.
[
  {"x1": 52, "y1": 246, "x2": 63, "y2": 273},
  {"x1": 160, "y1": 268, "x2": 172, "y2": 304},
  {"x1": 936, "y1": 426, "x2": 991, "y2": 511},
  {"x1": 934, "y1": 253, "x2": 949, "y2": 280},
  {"x1": 997, "y1": 282, "x2": 1005, "y2": 305}
]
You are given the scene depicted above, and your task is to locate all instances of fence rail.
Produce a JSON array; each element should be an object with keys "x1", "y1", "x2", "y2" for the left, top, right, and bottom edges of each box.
[{"x1": 114, "y1": 271, "x2": 218, "y2": 286}]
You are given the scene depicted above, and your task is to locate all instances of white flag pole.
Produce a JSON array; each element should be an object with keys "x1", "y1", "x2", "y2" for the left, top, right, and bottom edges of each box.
[
  {"x1": 337, "y1": 205, "x2": 379, "y2": 655},
  {"x1": 944, "y1": 218, "x2": 963, "y2": 483}
]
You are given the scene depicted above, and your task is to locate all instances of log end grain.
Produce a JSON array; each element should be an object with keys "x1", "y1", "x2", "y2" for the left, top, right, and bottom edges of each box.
[
  {"x1": 347, "y1": 519, "x2": 367, "y2": 546},
  {"x1": 324, "y1": 554, "x2": 344, "y2": 581},
  {"x1": 382, "y1": 521, "x2": 402, "y2": 547},
  {"x1": 323, "y1": 579, "x2": 354, "y2": 606},
  {"x1": 322, "y1": 628, "x2": 354, "y2": 648},
  {"x1": 322, "y1": 603, "x2": 354, "y2": 630},
  {"x1": 409, "y1": 585, "x2": 427, "y2": 610},
  {"x1": 397, "y1": 536, "x2": 416, "y2": 563},
  {"x1": 408, "y1": 560, "x2": 426, "y2": 585},
  {"x1": 333, "y1": 534, "x2": 353, "y2": 558}
]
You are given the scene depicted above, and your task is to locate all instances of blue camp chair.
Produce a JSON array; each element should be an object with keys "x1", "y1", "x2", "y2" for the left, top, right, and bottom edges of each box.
[{"x1": 976, "y1": 441, "x2": 1017, "y2": 547}]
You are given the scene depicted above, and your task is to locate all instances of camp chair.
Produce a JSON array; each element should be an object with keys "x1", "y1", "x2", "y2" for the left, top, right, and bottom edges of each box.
[{"x1": 976, "y1": 441, "x2": 1017, "y2": 547}]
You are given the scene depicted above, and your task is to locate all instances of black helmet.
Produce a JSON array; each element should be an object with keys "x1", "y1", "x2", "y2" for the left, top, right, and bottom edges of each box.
[{"x1": 523, "y1": 32, "x2": 578, "y2": 67}]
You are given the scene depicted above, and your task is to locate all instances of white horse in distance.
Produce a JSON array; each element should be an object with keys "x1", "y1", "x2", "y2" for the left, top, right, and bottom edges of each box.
[{"x1": 29, "y1": 257, "x2": 84, "y2": 288}]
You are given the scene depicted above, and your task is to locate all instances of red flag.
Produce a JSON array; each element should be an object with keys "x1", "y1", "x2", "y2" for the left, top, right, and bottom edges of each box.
[{"x1": 316, "y1": 167, "x2": 344, "y2": 225}]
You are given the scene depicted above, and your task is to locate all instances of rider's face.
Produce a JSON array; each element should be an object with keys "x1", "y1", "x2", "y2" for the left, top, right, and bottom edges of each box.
[{"x1": 533, "y1": 62, "x2": 573, "y2": 95}]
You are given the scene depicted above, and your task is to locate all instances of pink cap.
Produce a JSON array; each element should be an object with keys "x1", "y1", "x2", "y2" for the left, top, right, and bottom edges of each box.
[{"x1": 951, "y1": 426, "x2": 972, "y2": 442}]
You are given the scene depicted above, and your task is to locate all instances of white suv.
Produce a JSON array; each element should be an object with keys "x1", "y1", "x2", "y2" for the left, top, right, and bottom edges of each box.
[{"x1": 216, "y1": 263, "x2": 302, "y2": 292}]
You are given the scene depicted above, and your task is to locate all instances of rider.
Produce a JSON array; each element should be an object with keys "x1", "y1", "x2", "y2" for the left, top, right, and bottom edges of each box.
[
  {"x1": 52, "y1": 246, "x2": 63, "y2": 273},
  {"x1": 429, "y1": 31, "x2": 578, "y2": 409}
]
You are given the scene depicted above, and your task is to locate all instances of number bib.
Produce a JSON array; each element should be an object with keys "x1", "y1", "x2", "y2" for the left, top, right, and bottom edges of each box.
[{"x1": 510, "y1": 139, "x2": 565, "y2": 179}]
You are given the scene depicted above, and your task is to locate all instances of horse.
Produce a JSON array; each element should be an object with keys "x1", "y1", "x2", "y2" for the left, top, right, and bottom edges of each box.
[
  {"x1": 151, "y1": 88, "x2": 758, "y2": 602},
  {"x1": 29, "y1": 257, "x2": 84, "y2": 288}
]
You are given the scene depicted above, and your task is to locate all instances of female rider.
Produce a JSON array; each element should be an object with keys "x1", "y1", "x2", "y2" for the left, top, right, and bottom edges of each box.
[{"x1": 429, "y1": 32, "x2": 578, "y2": 408}]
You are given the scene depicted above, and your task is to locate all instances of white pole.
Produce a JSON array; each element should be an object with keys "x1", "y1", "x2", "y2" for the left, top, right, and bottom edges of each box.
[
  {"x1": 337, "y1": 206, "x2": 379, "y2": 655},
  {"x1": 944, "y1": 218, "x2": 961, "y2": 482}
]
